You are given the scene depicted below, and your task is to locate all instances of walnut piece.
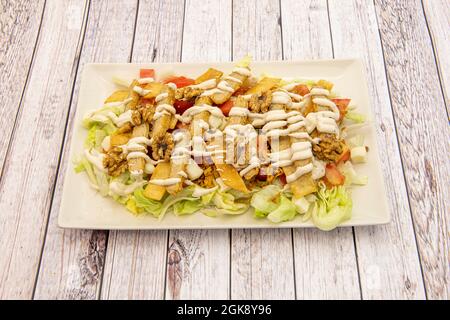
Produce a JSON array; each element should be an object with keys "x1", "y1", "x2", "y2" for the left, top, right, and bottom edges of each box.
[
  {"x1": 175, "y1": 86, "x2": 203, "y2": 100},
  {"x1": 103, "y1": 147, "x2": 128, "y2": 176},
  {"x1": 248, "y1": 91, "x2": 272, "y2": 113},
  {"x1": 151, "y1": 132, "x2": 174, "y2": 161}
]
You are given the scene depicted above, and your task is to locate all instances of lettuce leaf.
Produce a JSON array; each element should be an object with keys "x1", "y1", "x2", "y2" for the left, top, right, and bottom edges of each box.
[
  {"x1": 311, "y1": 183, "x2": 352, "y2": 231},
  {"x1": 173, "y1": 199, "x2": 202, "y2": 215},
  {"x1": 250, "y1": 185, "x2": 281, "y2": 217},
  {"x1": 267, "y1": 195, "x2": 297, "y2": 223},
  {"x1": 345, "y1": 112, "x2": 366, "y2": 123},
  {"x1": 134, "y1": 188, "x2": 163, "y2": 217},
  {"x1": 73, "y1": 156, "x2": 98, "y2": 188},
  {"x1": 126, "y1": 196, "x2": 144, "y2": 214},
  {"x1": 213, "y1": 192, "x2": 248, "y2": 213},
  {"x1": 338, "y1": 161, "x2": 368, "y2": 186}
]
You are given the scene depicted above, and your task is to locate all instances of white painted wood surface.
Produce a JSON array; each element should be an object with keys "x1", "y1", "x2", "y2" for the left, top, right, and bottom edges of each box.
[
  {"x1": 34, "y1": 0, "x2": 138, "y2": 300},
  {"x1": 230, "y1": 0, "x2": 295, "y2": 300},
  {"x1": 422, "y1": 0, "x2": 450, "y2": 111},
  {"x1": 164, "y1": 0, "x2": 232, "y2": 300},
  {"x1": 374, "y1": 0, "x2": 449, "y2": 299},
  {"x1": 281, "y1": 0, "x2": 361, "y2": 299},
  {"x1": 0, "y1": 0, "x2": 88, "y2": 299},
  {"x1": 0, "y1": 0, "x2": 45, "y2": 171},
  {"x1": 101, "y1": 0, "x2": 184, "y2": 300},
  {"x1": 0, "y1": 0, "x2": 448, "y2": 300},
  {"x1": 328, "y1": 0, "x2": 425, "y2": 300}
]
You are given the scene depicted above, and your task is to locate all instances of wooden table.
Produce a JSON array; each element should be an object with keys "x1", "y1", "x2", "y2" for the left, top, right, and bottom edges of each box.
[{"x1": 0, "y1": 0, "x2": 448, "y2": 300}]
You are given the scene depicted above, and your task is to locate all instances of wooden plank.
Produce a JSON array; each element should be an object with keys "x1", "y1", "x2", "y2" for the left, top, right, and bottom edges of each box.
[
  {"x1": 101, "y1": 0, "x2": 185, "y2": 300},
  {"x1": 165, "y1": 0, "x2": 232, "y2": 300},
  {"x1": 328, "y1": 0, "x2": 425, "y2": 300},
  {"x1": 0, "y1": 0, "x2": 45, "y2": 170},
  {"x1": 374, "y1": 0, "x2": 450, "y2": 299},
  {"x1": 0, "y1": 0, "x2": 89, "y2": 299},
  {"x1": 230, "y1": 0, "x2": 295, "y2": 300},
  {"x1": 281, "y1": 0, "x2": 361, "y2": 299},
  {"x1": 33, "y1": 0, "x2": 138, "y2": 299},
  {"x1": 422, "y1": 0, "x2": 450, "y2": 113}
]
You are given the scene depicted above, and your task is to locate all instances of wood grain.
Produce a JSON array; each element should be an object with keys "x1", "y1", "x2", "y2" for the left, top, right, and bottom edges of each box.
[
  {"x1": 165, "y1": 0, "x2": 232, "y2": 300},
  {"x1": 101, "y1": 0, "x2": 184, "y2": 300},
  {"x1": 422, "y1": 0, "x2": 450, "y2": 112},
  {"x1": 0, "y1": 0, "x2": 88, "y2": 299},
  {"x1": 375, "y1": 0, "x2": 450, "y2": 299},
  {"x1": 34, "y1": 0, "x2": 138, "y2": 299},
  {"x1": 0, "y1": 0, "x2": 45, "y2": 170},
  {"x1": 328, "y1": 0, "x2": 426, "y2": 300},
  {"x1": 230, "y1": 0, "x2": 295, "y2": 300},
  {"x1": 281, "y1": 0, "x2": 361, "y2": 299}
]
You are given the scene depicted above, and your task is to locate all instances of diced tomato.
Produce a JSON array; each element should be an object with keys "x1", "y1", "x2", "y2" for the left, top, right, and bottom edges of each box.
[
  {"x1": 233, "y1": 86, "x2": 249, "y2": 96},
  {"x1": 331, "y1": 98, "x2": 351, "y2": 121},
  {"x1": 324, "y1": 163, "x2": 345, "y2": 186},
  {"x1": 336, "y1": 147, "x2": 350, "y2": 164},
  {"x1": 163, "y1": 76, "x2": 195, "y2": 88},
  {"x1": 293, "y1": 84, "x2": 310, "y2": 96},
  {"x1": 219, "y1": 100, "x2": 234, "y2": 116},
  {"x1": 139, "y1": 69, "x2": 155, "y2": 79},
  {"x1": 174, "y1": 99, "x2": 194, "y2": 114},
  {"x1": 279, "y1": 173, "x2": 287, "y2": 186}
]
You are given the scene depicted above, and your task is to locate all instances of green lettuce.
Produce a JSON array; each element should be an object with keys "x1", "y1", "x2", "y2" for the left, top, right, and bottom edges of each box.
[
  {"x1": 250, "y1": 185, "x2": 281, "y2": 218},
  {"x1": 173, "y1": 199, "x2": 202, "y2": 215},
  {"x1": 345, "y1": 112, "x2": 366, "y2": 123},
  {"x1": 213, "y1": 191, "x2": 249, "y2": 214},
  {"x1": 311, "y1": 183, "x2": 352, "y2": 231},
  {"x1": 267, "y1": 195, "x2": 297, "y2": 223}
]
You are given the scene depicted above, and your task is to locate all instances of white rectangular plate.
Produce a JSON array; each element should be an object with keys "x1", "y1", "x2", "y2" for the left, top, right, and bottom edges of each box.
[{"x1": 59, "y1": 59, "x2": 390, "y2": 229}]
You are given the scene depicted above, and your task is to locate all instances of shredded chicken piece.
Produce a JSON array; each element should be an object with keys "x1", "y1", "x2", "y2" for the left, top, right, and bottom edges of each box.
[
  {"x1": 103, "y1": 147, "x2": 128, "y2": 176},
  {"x1": 151, "y1": 132, "x2": 174, "y2": 161},
  {"x1": 312, "y1": 133, "x2": 344, "y2": 162}
]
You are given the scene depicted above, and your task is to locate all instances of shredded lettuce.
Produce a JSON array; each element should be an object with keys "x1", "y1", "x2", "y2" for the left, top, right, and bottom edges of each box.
[
  {"x1": 345, "y1": 112, "x2": 366, "y2": 123},
  {"x1": 213, "y1": 192, "x2": 249, "y2": 214},
  {"x1": 126, "y1": 196, "x2": 144, "y2": 214},
  {"x1": 173, "y1": 199, "x2": 202, "y2": 215},
  {"x1": 267, "y1": 195, "x2": 297, "y2": 223},
  {"x1": 311, "y1": 183, "x2": 352, "y2": 231},
  {"x1": 250, "y1": 185, "x2": 281, "y2": 217},
  {"x1": 94, "y1": 167, "x2": 109, "y2": 196},
  {"x1": 85, "y1": 124, "x2": 107, "y2": 149},
  {"x1": 134, "y1": 188, "x2": 163, "y2": 216},
  {"x1": 338, "y1": 161, "x2": 368, "y2": 186},
  {"x1": 73, "y1": 156, "x2": 98, "y2": 188},
  {"x1": 346, "y1": 135, "x2": 365, "y2": 149}
]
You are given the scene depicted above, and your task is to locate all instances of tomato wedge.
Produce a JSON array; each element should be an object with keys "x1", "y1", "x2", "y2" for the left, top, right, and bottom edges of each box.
[
  {"x1": 174, "y1": 99, "x2": 194, "y2": 114},
  {"x1": 218, "y1": 100, "x2": 234, "y2": 116},
  {"x1": 293, "y1": 84, "x2": 310, "y2": 96},
  {"x1": 139, "y1": 68, "x2": 155, "y2": 79},
  {"x1": 324, "y1": 163, "x2": 345, "y2": 186},
  {"x1": 163, "y1": 76, "x2": 195, "y2": 88},
  {"x1": 331, "y1": 98, "x2": 351, "y2": 121}
]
